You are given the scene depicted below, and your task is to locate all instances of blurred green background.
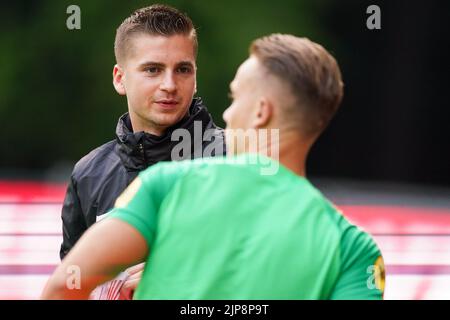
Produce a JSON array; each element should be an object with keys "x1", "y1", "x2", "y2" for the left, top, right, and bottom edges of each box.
[
  {"x1": 1, "y1": 0, "x2": 449, "y2": 186},
  {"x1": 0, "y1": 0, "x2": 329, "y2": 167}
]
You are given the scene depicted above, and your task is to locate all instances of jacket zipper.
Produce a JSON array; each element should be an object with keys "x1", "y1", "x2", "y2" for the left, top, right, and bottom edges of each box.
[{"x1": 138, "y1": 143, "x2": 148, "y2": 166}]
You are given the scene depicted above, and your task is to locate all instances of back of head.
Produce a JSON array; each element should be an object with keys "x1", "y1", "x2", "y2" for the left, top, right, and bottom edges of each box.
[
  {"x1": 114, "y1": 4, "x2": 197, "y2": 65},
  {"x1": 250, "y1": 34, "x2": 344, "y2": 138}
]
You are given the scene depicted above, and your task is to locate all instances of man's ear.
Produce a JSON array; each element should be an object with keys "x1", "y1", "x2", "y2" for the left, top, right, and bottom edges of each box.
[
  {"x1": 252, "y1": 97, "x2": 273, "y2": 128},
  {"x1": 113, "y1": 64, "x2": 126, "y2": 95}
]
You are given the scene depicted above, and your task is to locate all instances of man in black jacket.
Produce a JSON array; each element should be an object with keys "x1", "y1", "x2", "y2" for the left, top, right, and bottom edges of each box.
[{"x1": 60, "y1": 4, "x2": 225, "y2": 298}]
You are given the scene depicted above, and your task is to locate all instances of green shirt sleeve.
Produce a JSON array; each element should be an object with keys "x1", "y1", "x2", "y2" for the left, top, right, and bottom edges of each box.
[
  {"x1": 107, "y1": 161, "x2": 193, "y2": 247},
  {"x1": 330, "y1": 224, "x2": 385, "y2": 300}
]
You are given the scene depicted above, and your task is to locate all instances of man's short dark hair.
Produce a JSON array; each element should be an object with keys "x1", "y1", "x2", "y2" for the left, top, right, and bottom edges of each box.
[
  {"x1": 114, "y1": 4, "x2": 197, "y2": 64},
  {"x1": 251, "y1": 34, "x2": 344, "y2": 137}
]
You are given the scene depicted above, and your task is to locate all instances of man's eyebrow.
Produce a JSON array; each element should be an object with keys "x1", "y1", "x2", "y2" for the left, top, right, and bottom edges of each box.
[
  {"x1": 138, "y1": 61, "x2": 165, "y2": 69},
  {"x1": 137, "y1": 61, "x2": 195, "y2": 69},
  {"x1": 176, "y1": 61, "x2": 195, "y2": 68}
]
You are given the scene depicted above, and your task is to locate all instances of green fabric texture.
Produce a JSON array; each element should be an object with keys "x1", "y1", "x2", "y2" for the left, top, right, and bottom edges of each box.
[{"x1": 108, "y1": 155, "x2": 384, "y2": 299}]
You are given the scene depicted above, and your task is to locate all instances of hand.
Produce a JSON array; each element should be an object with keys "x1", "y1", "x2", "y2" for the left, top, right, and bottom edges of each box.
[{"x1": 119, "y1": 262, "x2": 145, "y2": 300}]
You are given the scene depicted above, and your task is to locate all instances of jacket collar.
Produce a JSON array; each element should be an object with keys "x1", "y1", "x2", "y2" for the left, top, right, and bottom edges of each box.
[{"x1": 115, "y1": 97, "x2": 215, "y2": 171}]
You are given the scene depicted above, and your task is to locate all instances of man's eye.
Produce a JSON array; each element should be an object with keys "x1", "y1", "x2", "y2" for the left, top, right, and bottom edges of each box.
[
  {"x1": 145, "y1": 67, "x2": 160, "y2": 74},
  {"x1": 177, "y1": 66, "x2": 192, "y2": 74}
]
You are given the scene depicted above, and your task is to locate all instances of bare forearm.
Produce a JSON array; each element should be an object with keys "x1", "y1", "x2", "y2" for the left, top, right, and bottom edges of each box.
[
  {"x1": 41, "y1": 280, "x2": 91, "y2": 300},
  {"x1": 41, "y1": 218, "x2": 148, "y2": 300},
  {"x1": 41, "y1": 262, "x2": 113, "y2": 300}
]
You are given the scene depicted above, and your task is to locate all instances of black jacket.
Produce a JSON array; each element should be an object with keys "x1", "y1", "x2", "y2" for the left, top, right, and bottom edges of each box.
[{"x1": 60, "y1": 98, "x2": 225, "y2": 259}]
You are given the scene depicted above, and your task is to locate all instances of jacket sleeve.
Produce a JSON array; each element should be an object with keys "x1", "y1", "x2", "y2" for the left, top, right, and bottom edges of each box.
[{"x1": 60, "y1": 174, "x2": 87, "y2": 260}]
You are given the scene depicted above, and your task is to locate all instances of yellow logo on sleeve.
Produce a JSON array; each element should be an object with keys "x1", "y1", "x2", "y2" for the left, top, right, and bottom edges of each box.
[
  {"x1": 374, "y1": 256, "x2": 386, "y2": 295},
  {"x1": 367, "y1": 256, "x2": 386, "y2": 297},
  {"x1": 114, "y1": 177, "x2": 142, "y2": 208}
]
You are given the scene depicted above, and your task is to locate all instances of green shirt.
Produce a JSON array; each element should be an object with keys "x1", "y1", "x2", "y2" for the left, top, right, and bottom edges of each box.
[{"x1": 109, "y1": 155, "x2": 384, "y2": 299}]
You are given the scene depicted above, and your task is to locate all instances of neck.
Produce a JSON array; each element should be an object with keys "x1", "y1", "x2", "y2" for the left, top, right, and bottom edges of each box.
[
  {"x1": 134, "y1": 124, "x2": 167, "y2": 136},
  {"x1": 278, "y1": 136, "x2": 309, "y2": 177},
  {"x1": 255, "y1": 129, "x2": 310, "y2": 177}
]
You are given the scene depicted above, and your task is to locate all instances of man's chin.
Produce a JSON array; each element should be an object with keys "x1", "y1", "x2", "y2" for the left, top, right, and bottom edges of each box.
[{"x1": 152, "y1": 113, "x2": 186, "y2": 128}]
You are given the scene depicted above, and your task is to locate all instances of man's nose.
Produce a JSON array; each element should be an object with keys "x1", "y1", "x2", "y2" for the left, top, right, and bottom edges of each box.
[{"x1": 160, "y1": 72, "x2": 176, "y2": 93}]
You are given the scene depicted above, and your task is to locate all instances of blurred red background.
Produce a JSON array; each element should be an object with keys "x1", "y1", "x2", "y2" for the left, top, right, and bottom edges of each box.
[{"x1": 1, "y1": 180, "x2": 449, "y2": 300}]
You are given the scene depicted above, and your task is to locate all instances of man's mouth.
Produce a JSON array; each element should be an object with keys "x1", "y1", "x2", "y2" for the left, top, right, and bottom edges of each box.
[{"x1": 154, "y1": 99, "x2": 179, "y2": 109}]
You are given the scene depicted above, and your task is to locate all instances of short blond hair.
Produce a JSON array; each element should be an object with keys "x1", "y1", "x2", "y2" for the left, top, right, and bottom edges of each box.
[{"x1": 251, "y1": 34, "x2": 344, "y2": 136}]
